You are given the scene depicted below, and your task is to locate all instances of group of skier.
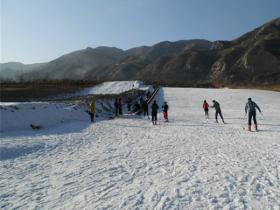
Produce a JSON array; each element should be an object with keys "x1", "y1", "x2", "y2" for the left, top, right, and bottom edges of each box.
[
  {"x1": 131, "y1": 96, "x2": 169, "y2": 125},
  {"x1": 202, "y1": 98, "x2": 262, "y2": 131},
  {"x1": 202, "y1": 100, "x2": 225, "y2": 123},
  {"x1": 149, "y1": 100, "x2": 169, "y2": 125},
  {"x1": 88, "y1": 93, "x2": 262, "y2": 131}
]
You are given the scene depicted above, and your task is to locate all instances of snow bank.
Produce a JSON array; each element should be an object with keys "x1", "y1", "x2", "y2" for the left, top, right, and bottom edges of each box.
[
  {"x1": 0, "y1": 102, "x2": 89, "y2": 133},
  {"x1": 75, "y1": 80, "x2": 147, "y2": 96},
  {"x1": 0, "y1": 80, "x2": 152, "y2": 133}
]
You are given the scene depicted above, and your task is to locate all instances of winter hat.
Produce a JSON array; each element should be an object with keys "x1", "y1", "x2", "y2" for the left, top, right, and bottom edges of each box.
[{"x1": 248, "y1": 98, "x2": 252, "y2": 101}]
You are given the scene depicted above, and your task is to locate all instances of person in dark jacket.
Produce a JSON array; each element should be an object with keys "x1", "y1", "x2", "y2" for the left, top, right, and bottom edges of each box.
[
  {"x1": 118, "y1": 98, "x2": 123, "y2": 115},
  {"x1": 142, "y1": 99, "x2": 149, "y2": 119},
  {"x1": 127, "y1": 101, "x2": 131, "y2": 112},
  {"x1": 211, "y1": 100, "x2": 225, "y2": 123},
  {"x1": 245, "y1": 98, "x2": 261, "y2": 131},
  {"x1": 151, "y1": 100, "x2": 159, "y2": 125},
  {"x1": 114, "y1": 98, "x2": 119, "y2": 116},
  {"x1": 162, "y1": 101, "x2": 169, "y2": 122},
  {"x1": 146, "y1": 91, "x2": 151, "y2": 99},
  {"x1": 139, "y1": 96, "x2": 144, "y2": 111},
  {"x1": 202, "y1": 100, "x2": 209, "y2": 119},
  {"x1": 133, "y1": 101, "x2": 141, "y2": 113}
]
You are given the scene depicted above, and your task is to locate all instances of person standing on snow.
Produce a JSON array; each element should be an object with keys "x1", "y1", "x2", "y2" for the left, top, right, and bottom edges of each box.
[
  {"x1": 142, "y1": 99, "x2": 149, "y2": 119},
  {"x1": 114, "y1": 98, "x2": 119, "y2": 116},
  {"x1": 88, "y1": 100, "x2": 96, "y2": 122},
  {"x1": 146, "y1": 91, "x2": 151, "y2": 100},
  {"x1": 162, "y1": 101, "x2": 169, "y2": 122},
  {"x1": 139, "y1": 96, "x2": 144, "y2": 112},
  {"x1": 118, "y1": 98, "x2": 123, "y2": 115},
  {"x1": 202, "y1": 100, "x2": 209, "y2": 119},
  {"x1": 245, "y1": 98, "x2": 262, "y2": 131},
  {"x1": 127, "y1": 101, "x2": 131, "y2": 113},
  {"x1": 211, "y1": 100, "x2": 225, "y2": 123},
  {"x1": 151, "y1": 100, "x2": 159, "y2": 125},
  {"x1": 133, "y1": 101, "x2": 141, "y2": 113}
]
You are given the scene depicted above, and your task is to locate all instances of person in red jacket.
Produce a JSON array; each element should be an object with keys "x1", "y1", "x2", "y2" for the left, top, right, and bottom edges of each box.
[
  {"x1": 162, "y1": 101, "x2": 169, "y2": 122},
  {"x1": 202, "y1": 100, "x2": 209, "y2": 119}
]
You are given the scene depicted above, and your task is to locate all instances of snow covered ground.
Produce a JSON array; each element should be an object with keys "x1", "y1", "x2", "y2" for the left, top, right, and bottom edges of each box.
[
  {"x1": 0, "y1": 99, "x2": 116, "y2": 133},
  {"x1": 75, "y1": 80, "x2": 150, "y2": 96},
  {"x1": 0, "y1": 102, "x2": 88, "y2": 133},
  {"x1": 1, "y1": 88, "x2": 280, "y2": 209}
]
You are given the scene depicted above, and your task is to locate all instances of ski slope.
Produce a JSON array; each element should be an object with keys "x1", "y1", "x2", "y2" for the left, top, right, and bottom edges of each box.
[
  {"x1": 47, "y1": 80, "x2": 152, "y2": 100},
  {"x1": 1, "y1": 88, "x2": 280, "y2": 209},
  {"x1": 75, "y1": 80, "x2": 151, "y2": 96}
]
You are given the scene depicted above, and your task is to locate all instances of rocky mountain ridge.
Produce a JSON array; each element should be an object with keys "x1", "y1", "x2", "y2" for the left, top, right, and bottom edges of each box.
[{"x1": 1, "y1": 18, "x2": 279, "y2": 86}]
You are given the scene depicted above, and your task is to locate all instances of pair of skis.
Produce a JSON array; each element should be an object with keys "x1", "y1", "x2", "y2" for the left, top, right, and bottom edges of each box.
[
  {"x1": 242, "y1": 127, "x2": 259, "y2": 132},
  {"x1": 242, "y1": 112, "x2": 263, "y2": 132}
]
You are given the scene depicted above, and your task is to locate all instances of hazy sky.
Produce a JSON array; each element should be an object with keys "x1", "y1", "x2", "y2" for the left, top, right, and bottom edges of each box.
[{"x1": 1, "y1": 0, "x2": 279, "y2": 63}]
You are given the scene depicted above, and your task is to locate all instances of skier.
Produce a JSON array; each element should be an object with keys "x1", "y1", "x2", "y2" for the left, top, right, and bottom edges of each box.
[
  {"x1": 133, "y1": 101, "x2": 141, "y2": 113},
  {"x1": 139, "y1": 96, "x2": 144, "y2": 111},
  {"x1": 127, "y1": 101, "x2": 131, "y2": 112},
  {"x1": 162, "y1": 101, "x2": 169, "y2": 122},
  {"x1": 142, "y1": 99, "x2": 149, "y2": 119},
  {"x1": 202, "y1": 100, "x2": 209, "y2": 119},
  {"x1": 211, "y1": 100, "x2": 225, "y2": 123},
  {"x1": 114, "y1": 98, "x2": 119, "y2": 116},
  {"x1": 245, "y1": 98, "x2": 262, "y2": 131},
  {"x1": 146, "y1": 91, "x2": 151, "y2": 100},
  {"x1": 88, "y1": 100, "x2": 96, "y2": 122},
  {"x1": 118, "y1": 98, "x2": 123, "y2": 115},
  {"x1": 151, "y1": 100, "x2": 159, "y2": 125}
]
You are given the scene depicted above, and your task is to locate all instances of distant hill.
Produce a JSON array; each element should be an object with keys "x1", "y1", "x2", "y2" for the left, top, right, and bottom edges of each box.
[
  {"x1": 1, "y1": 18, "x2": 279, "y2": 86},
  {"x1": 93, "y1": 39, "x2": 212, "y2": 81},
  {"x1": 25, "y1": 47, "x2": 125, "y2": 80},
  {"x1": 0, "y1": 62, "x2": 46, "y2": 81},
  {"x1": 209, "y1": 18, "x2": 280, "y2": 85}
]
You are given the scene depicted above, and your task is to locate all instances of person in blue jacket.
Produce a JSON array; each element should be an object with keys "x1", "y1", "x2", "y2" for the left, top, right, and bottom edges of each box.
[{"x1": 245, "y1": 98, "x2": 261, "y2": 131}]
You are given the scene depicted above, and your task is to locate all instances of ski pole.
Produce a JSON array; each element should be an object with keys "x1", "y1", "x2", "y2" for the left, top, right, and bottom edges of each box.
[{"x1": 260, "y1": 111, "x2": 264, "y2": 120}]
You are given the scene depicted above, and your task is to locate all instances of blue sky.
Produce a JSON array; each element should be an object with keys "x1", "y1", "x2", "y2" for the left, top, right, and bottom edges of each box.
[{"x1": 1, "y1": 0, "x2": 279, "y2": 63}]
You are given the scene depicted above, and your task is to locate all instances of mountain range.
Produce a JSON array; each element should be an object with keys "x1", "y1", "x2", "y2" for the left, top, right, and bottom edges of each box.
[{"x1": 1, "y1": 17, "x2": 279, "y2": 86}]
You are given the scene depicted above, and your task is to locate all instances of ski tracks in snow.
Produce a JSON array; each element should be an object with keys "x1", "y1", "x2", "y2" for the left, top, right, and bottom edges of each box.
[{"x1": 1, "y1": 88, "x2": 280, "y2": 209}]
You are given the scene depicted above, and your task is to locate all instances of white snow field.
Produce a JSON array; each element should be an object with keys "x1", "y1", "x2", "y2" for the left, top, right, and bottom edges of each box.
[
  {"x1": 1, "y1": 88, "x2": 280, "y2": 209},
  {"x1": 0, "y1": 102, "x2": 88, "y2": 133}
]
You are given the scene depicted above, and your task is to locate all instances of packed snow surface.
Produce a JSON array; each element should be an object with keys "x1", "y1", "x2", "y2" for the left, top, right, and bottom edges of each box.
[
  {"x1": 0, "y1": 102, "x2": 88, "y2": 132},
  {"x1": 1, "y1": 88, "x2": 280, "y2": 209}
]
